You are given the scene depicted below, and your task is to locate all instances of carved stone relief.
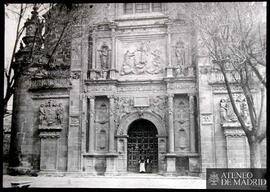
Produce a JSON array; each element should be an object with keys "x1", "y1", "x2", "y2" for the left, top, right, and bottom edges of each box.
[
  {"x1": 220, "y1": 94, "x2": 249, "y2": 125},
  {"x1": 115, "y1": 95, "x2": 167, "y2": 128},
  {"x1": 174, "y1": 96, "x2": 190, "y2": 151},
  {"x1": 70, "y1": 71, "x2": 80, "y2": 79},
  {"x1": 95, "y1": 102, "x2": 109, "y2": 124},
  {"x1": 119, "y1": 41, "x2": 164, "y2": 76},
  {"x1": 118, "y1": 139, "x2": 125, "y2": 154},
  {"x1": 39, "y1": 100, "x2": 64, "y2": 127},
  {"x1": 200, "y1": 113, "x2": 213, "y2": 124},
  {"x1": 149, "y1": 96, "x2": 166, "y2": 119},
  {"x1": 95, "y1": 97, "x2": 109, "y2": 151}
]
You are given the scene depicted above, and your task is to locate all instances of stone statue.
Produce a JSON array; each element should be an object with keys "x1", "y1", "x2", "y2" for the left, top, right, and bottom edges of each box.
[
  {"x1": 220, "y1": 99, "x2": 228, "y2": 122},
  {"x1": 240, "y1": 99, "x2": 248, "y2": 120},
  {"x1": 99, "y1": 43, "x2": 110, "y2": 69},
  {"x1": 175, "y1": 40, "x2": 186, "y2": 75}
]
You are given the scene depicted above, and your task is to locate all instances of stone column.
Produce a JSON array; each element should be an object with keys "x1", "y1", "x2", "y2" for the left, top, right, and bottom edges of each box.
[
  {"x1": 109, "y1": 24, "x2": 117, "y2": 79},
  {"x1": 166, "y1": 93, "x2": 176, "y2": 175},
  {"x1": 166, "y1": 22, "x2": 173, "y2": 78},
  {"x1": 189, "y1": 94, "x2": 196, "y2": 152},
  {"x1": 108, "y1": 95, "x2": 115, "y2": 152},
  {"x1": 92, "y1": 31, "x2": 96, "y2": 69},
  {"x1": 105, "y1": 95, "x2": 117, "y2": 175},
  {"x1": 88, "y1": 96, "x2": 95, "y2": 153},
  {"x1": 168, "y1": 93, "x2": 175, "y2": 153}
]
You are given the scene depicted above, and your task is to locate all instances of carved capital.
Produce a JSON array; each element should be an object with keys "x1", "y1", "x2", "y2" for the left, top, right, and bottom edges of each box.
[
  {"x1": 88, "y1": 95, "x2": 95, "y2": 100},
  {"x1": 70, "y1": 71, "x2": 80, "y2": 79},
  {"x1": 108, "y1": 95, "x2": 115, "y2": 100},
  {"x1": 166, "y1": 93, "x2": 174, "y2": 99}
]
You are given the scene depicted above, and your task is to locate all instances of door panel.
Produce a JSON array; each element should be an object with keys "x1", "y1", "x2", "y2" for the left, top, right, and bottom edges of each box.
[{"x1": 127, "y1": 120, "x2": 158, "y2": 173}]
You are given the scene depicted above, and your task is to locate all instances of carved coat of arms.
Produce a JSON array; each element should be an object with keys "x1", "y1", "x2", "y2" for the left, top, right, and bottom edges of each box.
[{"x1": 39, "y1": 100, "x2": 64, "y2": 127}]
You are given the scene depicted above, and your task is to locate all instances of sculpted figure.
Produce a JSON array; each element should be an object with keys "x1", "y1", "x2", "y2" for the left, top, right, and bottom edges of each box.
[
  {"x1": 121, "y1": 50, "x2": 135, "y2": 75},
  {"x1": 175, "y1": 40, "x2": 186, "y2": 75},
  {"x1": 220, "y1": 99, "x2": 228, "y2": 122},
  {"x1": 39, "y1": 104, "x2": 47, "y2": 126},
  {"x1": 99, "y1": 43, "x2": 110, "y2": 69},
  {"x1": 240, "y1": 98, "x2": 248, "y2": 120},
  {"x1": 147, "y1": 50, "x2": 162, "y2": 74},
  {"x1": 56, "y1": 103, "x2": 64, "y2": 125},
  {"x1": 135, "y1": 43, "x2": 148, "y2": 74}
]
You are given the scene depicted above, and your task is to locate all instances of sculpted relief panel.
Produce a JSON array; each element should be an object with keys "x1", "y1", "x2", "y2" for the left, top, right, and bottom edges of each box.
[
  {"x1": 95, "y1": 97, "x2": 109, "y2": 151},
  {"x1": 116, "y1": 36, "x2": 166, "y2": 79},
  {"x1": 115, "y1": 95, "x2": 167, "y2": 133},
  {"x1": 174, "y1": 95, "x2": 190, "y2": 152},
  {"x1": 220, "y1": 94, "x2": 250, "y2": 126},
  {"x1": 39, "y1": 100, "x2": 64, "y2": 128}
]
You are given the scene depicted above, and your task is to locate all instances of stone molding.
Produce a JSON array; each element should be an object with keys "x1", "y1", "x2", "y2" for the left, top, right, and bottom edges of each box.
[
  {"x1": 224, "y1": 128, "x2": 246, "y2": 137},
  {"x1": 116, "y1": 111, "x2": 166, "y2": 136}
]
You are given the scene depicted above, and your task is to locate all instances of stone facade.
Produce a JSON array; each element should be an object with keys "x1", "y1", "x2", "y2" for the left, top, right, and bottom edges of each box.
[{"x1": 9, "y1": 3, "x2": 266, "y2": 177}]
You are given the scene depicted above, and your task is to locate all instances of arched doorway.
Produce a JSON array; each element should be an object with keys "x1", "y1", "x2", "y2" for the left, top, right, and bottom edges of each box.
[{"x1": 127, "y1": 119, "x2": 158, "y2": 173}]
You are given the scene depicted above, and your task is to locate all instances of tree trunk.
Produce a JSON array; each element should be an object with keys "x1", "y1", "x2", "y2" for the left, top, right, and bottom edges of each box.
[
  {"x1": 249, "y1": 140, "x2": 261, "y2": 168},
  {"x1": 8, "y1": 79, "x2": 21, "y2": 168}
]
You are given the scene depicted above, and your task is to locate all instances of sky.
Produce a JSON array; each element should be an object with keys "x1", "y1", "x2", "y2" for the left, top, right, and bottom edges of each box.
[{"x1": 4, "y1": 4, "x2": 50, "y2": 110}]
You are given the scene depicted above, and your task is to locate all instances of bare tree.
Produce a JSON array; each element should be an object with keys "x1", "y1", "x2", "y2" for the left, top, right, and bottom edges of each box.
[
  {"x1": 5, "y1": 3, "x2": 93, "y2": 171},
  {"x1": 183, "y1": 2, "x2": 266, "y2": 168}
]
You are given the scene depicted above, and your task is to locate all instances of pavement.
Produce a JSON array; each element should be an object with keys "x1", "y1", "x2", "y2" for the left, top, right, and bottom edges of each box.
[{"x1": 3, "y1": 174, "x2": 206, "y2": 189}]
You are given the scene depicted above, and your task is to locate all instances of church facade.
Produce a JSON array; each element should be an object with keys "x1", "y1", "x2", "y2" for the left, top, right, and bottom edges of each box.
[{"x1": 10, "y1": 3, "x2": 266, "y2": 176}]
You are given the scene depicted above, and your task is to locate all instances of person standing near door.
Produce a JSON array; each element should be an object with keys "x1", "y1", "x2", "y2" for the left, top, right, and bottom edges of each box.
[
  {"x1": 139, "y1": 157, "x2": 146, "y2": 173},
  {"x1": 146, "y1": 157, "x2": 151, "y2": 173}
]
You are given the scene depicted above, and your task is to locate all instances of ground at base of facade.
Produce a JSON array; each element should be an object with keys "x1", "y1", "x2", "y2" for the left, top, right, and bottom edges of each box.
[{"x1": 3, "y1": 175, "x2": 206, "y2": 189}]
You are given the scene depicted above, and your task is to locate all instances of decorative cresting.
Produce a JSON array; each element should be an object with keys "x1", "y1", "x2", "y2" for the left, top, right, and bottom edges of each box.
[
  {"x1": 38, "y1": 100, "x2": 64, "y2": 138},
  {"x1": 116, "y1": 111, "x2": 166, "y2": 137}
]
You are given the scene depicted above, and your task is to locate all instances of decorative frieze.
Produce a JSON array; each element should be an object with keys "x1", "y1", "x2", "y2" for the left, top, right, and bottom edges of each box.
[
  {"x1": 30, "y1": 78, "x2": 71, "y2": 90},
  {"x1": 212, "y1": 84, "x2": 243, "y2": 94},
  {"x1": 87, "y1": 85, "x2": 113, "y2": 92},
  {"x1": 224, "y1": 128, "x2": 246, "y2": 137},
  {"x1": 117, "y1": 84, "x2": 165, "y2": 92},
  {"x1": 39, "y1": 131, "x2": 61, "y2": 138}
]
